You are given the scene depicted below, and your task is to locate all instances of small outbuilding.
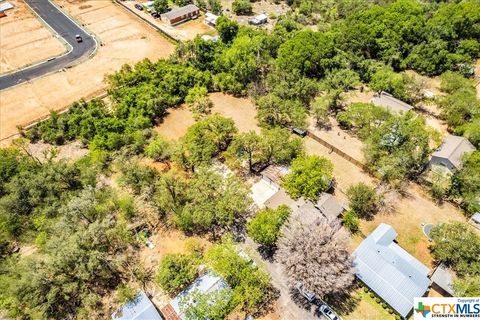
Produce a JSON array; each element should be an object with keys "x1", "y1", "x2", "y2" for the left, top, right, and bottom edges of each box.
[
  {"x1": 204, "y1": 12, "x2": 219, "y2": 26},
  {"x1": 430, "y1": 135, "x2": 475, "y2": 172},
  {"x1": 249, "y1": 13, "x2": 267, "y2": 25},
  {"x1": 162, "y1": 4, "x2": 200, "y2": 26},
  {"x1": 371, "y1": 91, "x2": 414, "y2": 114},
  {"x1": 314, "y1": 193, "x2": 345, "y2": 220},
  {"x1": 353, "y1": 223, "x2": 430, "y2": 319},
  {"x1": 111, "y1": 291, "x2": 163, "y2": 320},
  {"x1": 430, "y1": 262, "x2": 456, "y2": 296}
]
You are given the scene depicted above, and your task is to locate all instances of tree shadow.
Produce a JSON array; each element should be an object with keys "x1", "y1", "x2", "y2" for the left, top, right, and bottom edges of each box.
[
  {"x1": 323, "y1": 288, "x2": 361, "y2": 315},
  {"x1": 288, "y1": 287, "x2": 316, "y2": 312},
  {"x1": 252, "y1": 286, "x2": 280, "y2": 318},
  {"x1": 257, "y1": 245, "x2": 277, "y2": 263}
]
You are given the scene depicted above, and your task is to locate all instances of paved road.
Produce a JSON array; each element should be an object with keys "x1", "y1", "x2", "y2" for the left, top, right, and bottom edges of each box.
[{"x1": 0, "y1": 0, "x2": 96, "y2": 90}]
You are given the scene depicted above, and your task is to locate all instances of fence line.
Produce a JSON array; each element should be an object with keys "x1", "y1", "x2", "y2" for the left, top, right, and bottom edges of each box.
[{"x1": 306, "y1": 131, "x2": 368, "y2": 171}]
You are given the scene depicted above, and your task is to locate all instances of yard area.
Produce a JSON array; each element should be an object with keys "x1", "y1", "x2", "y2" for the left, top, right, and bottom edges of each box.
[
  {"x1": 220, "y1": 0, "x2": 289, "y2": 30},
  {"x1": 155, "y1": 92, "x2": 260, "y2": 140},
  {"x1": 340, "y1": 288, "x2": 395, "y2": 320},
  {"x1": 123, "y1": 1, "x2": 217, "y2": 41},
  {"x1": 0, "y1": 0, "x2": 67, "y2": 74},
  {"x1": 0, "y1": 0, "x2": 175, "y2": 141}
]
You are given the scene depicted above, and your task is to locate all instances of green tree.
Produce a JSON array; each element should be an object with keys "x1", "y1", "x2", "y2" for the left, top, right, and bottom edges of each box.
[
  {"x1": 256, "y1": 94, "x2": 307, "y2": 128},
  {"x1": 364, "y1": 112, "x2": 437, "y2": 182},
  {"x1": 216, "y1": 16, "x2": 239, "y2": 44},
  {"x1": 247, "y1": 205, "x2": 291, "y2": 247},
  {"x1": 453, "y1": 276, "x2": 480, "y2": 297},
  {"x1": 153, "y1": 0, "x2": 169, "y2": 13},
  {"x1": 346, "y1": 183, "x2": 378, "y2": 218},
  {"x1": 185, "y1": 86, "x2": 213, "y2": 120},
  {"x1": 453, "y1": 151, "x2": 480, "y2": 214},
  {"x1": 282, "y1": 155, "x2": 333, "y2": 200},
  {"x1": 176, "y1": 115, "x2": 238, "y2": 171},
  {"x1": 181, "y1": 288, "x2": 234, "y2": 320},
  {"x1": 430, "y1": 222, "x2": 480, "y2": 276},
  {"x1": 156, "y1": 253, "x2": 199, "y2": 295},
  {"x1": 232, "y1": 0, "x2": 252, "y2": 15},
  {"x1": 226, "y1": 131, "x2": 262, "y2": 171},
  {"x1": 205, "y1": 241, "x2": 272, "y2": 312},
  {"x1": 260, "y1": 127, "x2": 304, "y2": 165},
  {"x1": 176, "y1": 169, "x2": 251, "y2": 237},
  {"x1": 336, "y1": 102, "x2": 392, "y2": 139},
  {"x1": 145, "y1": 135, "x2": 171, "y2": 161}
]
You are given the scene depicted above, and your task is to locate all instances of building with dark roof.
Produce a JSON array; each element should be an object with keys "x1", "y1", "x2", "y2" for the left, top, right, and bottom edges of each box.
[
  {"x1": 162, "y1": 4, "x2": 199, "y2": 26},
  {"x1": 353, "y1": 223, "x2": 430, "y2": 318}
]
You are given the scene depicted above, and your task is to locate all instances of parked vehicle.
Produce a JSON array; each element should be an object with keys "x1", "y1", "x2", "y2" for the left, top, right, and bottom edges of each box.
[
  {"x1": 134, "y1": 3, "x2": 143, "y2": 10},
  {"x1": 75, "y1": 34, "x2": 82, "y2": 43},
  {"x1": 151, "y1": 11, "x2": 160, "y2": 18},
  {"x1": 319, "y1": 305, "x2": 340, "y2": 320},
  {"x1": 294, "y1": 282, "x2": 315, "y2": 302}
]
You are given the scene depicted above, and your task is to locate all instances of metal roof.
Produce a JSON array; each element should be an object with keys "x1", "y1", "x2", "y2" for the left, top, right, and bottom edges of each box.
[
  {"x1": 162, "y1": 4, "x2": 199, "y2": 21},
  {"x1": 371, "y1": 92, "x2": 414, "y2": 114},
  {"x1": 170, "y1": 272, "x2": 228, "y2": 319},
  {"x1": 111, "y1": 291, "x2": 162, "y2": 320},
  {"x1": 431, "y1": 263, "x2": 455, "y2": 296},
  {"x1": 353, "y1": 223, "x2": 430, "y2": 318},
  {"x1": 432, "y1": 135, "x2": 476, "y2": 169}
]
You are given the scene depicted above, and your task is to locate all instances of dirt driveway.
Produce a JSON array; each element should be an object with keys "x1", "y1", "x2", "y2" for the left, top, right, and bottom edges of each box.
[
  {"x1": 0, "y1": 0, "x2": 67, "y2": 74},
  {"x1": 0, "y1": 0, "x2": 175, "y2": 141}
]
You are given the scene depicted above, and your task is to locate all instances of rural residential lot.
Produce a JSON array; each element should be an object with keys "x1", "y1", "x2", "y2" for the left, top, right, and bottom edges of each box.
[
  {"x1": 0, "y1": 0, "x2": 174, "y2": 141},
  {"x1": 0, "y1": 0, "x2": 479, "y2": 320}
]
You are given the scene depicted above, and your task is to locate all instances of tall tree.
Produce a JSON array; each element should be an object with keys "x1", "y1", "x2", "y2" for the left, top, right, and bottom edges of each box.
[
  {"x1": 277, "y1": 219, "x2": 354, "y2": 297},
  {"x1": 282, "y1": 155, "x2": 333, "y2": 200}
]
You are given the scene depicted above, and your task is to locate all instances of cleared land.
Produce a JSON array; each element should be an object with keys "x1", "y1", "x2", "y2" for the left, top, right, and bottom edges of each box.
[
  {"x1": 0, "y1": 0, "x2": 66, "y2": 74},
  {"x1": 124, "y1": 1, "x2": 217, "y2": 41},
  {"x1": 221, "y1": 0, "x2": 289, "y2": 30},
  {"x1": 155, "y1": 92, "x2": 259, "y2": 139},
  {"x1": 0, "y1": 0, "x2": 175, "y2": 141}
]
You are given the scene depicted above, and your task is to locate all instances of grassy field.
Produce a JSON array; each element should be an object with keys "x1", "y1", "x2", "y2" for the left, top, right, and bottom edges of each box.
[{"x1": 340, "y1": 288, "x2": 396, "y2": 320}]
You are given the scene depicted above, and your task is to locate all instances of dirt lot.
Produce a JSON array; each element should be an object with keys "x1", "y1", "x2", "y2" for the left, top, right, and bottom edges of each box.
[
  {"x1": 155, "y1": 92, "x2": 259, "y2": 139},
  {"x1": 221, "y1": 0, "x2": 289, "y2": 30},
  {"x1": 124, "y1": 1, "x2": 217, "y2": 41},
  {"x1": 0, "y1": 0, "x2": 67, "y2": 74},
  {"x1": 0, "y1": 0, "x2": 175, "y2": 141}
]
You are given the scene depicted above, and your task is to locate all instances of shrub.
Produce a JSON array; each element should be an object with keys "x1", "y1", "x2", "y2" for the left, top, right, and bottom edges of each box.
[
  {"x1": 145, "y1": 136, "x2": 171, "y2": 162},
  {"x1": 382, "y1": 303, "x2": 388, "y2": 309},
  {"x1": 342, "y1": 210, "x2": 359, "y2": 233},
  {"x1": 363, "y1": 287, "x2": 369, "y2": 293},
  {"x1": 156, "y1": 253, "x2": 199, "y2": 295},
  {"x1": 388, "y1": 309, "x2": 394, "y2": 314},
  {"x1": 232, "y1": 0, "x2": 252, "y2": 15},
  {"x1": 375, "y1": 297, "x2": 381, "y2": 303},
  {"x1": 369, "y1": 292, "x2": 375, "y2": 298}
]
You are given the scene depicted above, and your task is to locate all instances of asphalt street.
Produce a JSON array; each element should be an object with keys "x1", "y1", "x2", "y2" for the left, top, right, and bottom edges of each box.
[{"x1": 0, "y1": 0, "x2": 96, "y2": 90}]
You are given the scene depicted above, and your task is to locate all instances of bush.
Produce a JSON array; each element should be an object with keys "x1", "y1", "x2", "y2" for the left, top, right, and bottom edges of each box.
[
  {"x1": 145, "y1": 136, "x2": 171, "y2": 162},
  {"x1": 156, "y1": 253, "x2": 199, "y2": 295},
  {"x1": 342, "y1": 210, "x2": 359, "y2": 233},
  {"x1": 382, "y1": 303, "x2": 388, "y2": 309},
  {"x1": 232, "y1": 0, "x2": 252, "y2": 15},
  {"x1": 388, "y1": 309, "x2": 394, "y2": 314},
  {"x1": 363, "y1": 287, "x2": 369, "y2": 293},
  {"x1": 369, "y1": 292, "x2": 375, "y2": 298},
  {"x1": 375, "y1": 297, "x2": 381, "y2": 303},
  {"x1": 346, "y1": 183, "x2": 378, "y2": 218}
]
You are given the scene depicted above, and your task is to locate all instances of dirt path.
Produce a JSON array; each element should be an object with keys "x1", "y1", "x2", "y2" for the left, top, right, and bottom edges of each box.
[
  {"x1": 0, "y1": 0, "x2": 175, "y2": 141},
  {"x1": 0, "y1": 0, "x2": 66, "y2": 74}
]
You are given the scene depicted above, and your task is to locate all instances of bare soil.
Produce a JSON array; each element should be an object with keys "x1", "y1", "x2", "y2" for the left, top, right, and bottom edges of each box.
[
  {"x1": 124, "y1": 1, "x2": 217, "y2": 41},
  {"x1": 155, "y1": 92, "x2": 259, "y2": 140},
  {"x1": 0, "y1": 0, "x2": 175, "y2": 141},
  {"x1": 221, "y1": 0, "x2": 289, "y2": 30},
  {"x1": 0, "y1": 0, "x2": 67, "y2": 74}
]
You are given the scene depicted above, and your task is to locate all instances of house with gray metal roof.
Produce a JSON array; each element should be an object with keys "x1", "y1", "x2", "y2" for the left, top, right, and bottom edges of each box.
[
  {"x1": 430, "y1": 135, "x2": 475, "y2": 172},
  {"x1": 353, "y1": 223, "x2": 430, "y2": 319},
  {"x1": 161, "y1": 272, "x2": 228, "y2": 320},
  {"x1": 111, "y1": 291, "x2": 163, "y2": 320},
  {"x1": 371, "y1": 91, "x2": 414, "y2": 114}
]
